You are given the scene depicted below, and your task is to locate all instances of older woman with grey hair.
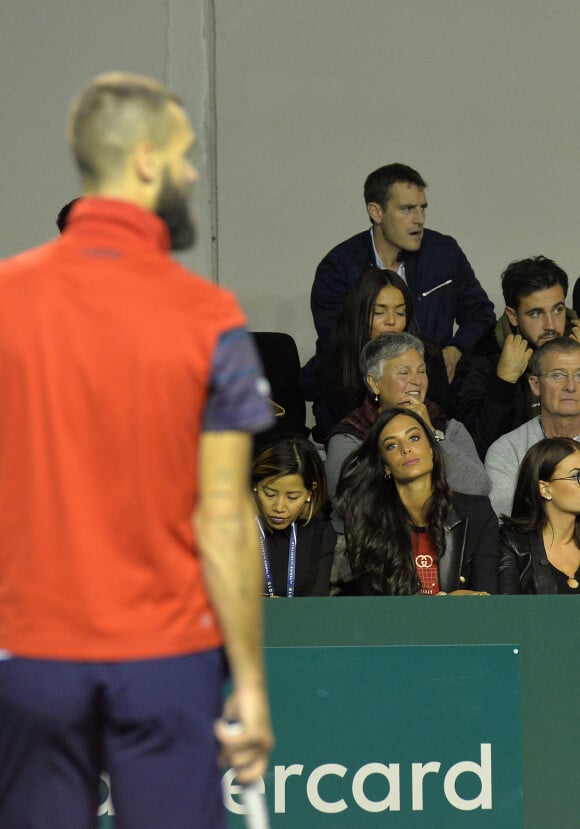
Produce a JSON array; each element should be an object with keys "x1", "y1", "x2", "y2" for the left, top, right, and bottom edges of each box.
[{"x1": 326, "y1": 332, "x2": 490, "y2": 532}]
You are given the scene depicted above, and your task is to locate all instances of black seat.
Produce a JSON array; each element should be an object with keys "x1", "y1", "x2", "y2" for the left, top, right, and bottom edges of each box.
[{"x1": 251, "y1": 331, "x2": 308, "y2": 440}]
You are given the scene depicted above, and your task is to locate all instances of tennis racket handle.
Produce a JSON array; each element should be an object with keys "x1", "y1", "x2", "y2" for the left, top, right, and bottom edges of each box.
[
  {"x1": 238, "y1": 780, "x2": 270, "y2": 829},
  {"x1": 222, "y1": 721, "x2": 271, "y2": 829}
]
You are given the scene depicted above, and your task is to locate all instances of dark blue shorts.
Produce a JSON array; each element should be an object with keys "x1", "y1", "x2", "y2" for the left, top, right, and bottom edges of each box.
[{"x1": 0, "y1": 648, "x2": 228, "y2": 829}]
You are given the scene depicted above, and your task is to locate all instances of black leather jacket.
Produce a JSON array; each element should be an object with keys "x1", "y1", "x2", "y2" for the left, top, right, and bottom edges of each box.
[
  {"x1": 338, "y1": 492, "x2": 499, "y2": 595},
  {"x1": 499, "y1": 525, "x2": 560, "y2": 594}
]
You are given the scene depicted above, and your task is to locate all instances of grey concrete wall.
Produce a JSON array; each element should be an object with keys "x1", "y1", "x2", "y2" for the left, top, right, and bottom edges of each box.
[
  {"x1": 0, "y1": 0, "x2": 213, "y2": 277},
  {"x1": 2, "y1": 1, "x2": 580, "y2": 372},
  {"x1": 214, "y1": 0, "x2": 580, "y2": 364}
]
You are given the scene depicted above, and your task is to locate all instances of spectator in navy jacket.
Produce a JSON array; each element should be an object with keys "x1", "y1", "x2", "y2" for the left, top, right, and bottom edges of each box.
[{"x1": 301, "y1": 163, "x2": 495, "y2": 424}]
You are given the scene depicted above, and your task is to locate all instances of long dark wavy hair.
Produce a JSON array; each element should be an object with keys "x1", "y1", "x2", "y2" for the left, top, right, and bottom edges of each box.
[
  {"x1": 336, "y1": 407, "x2": 451, "y2": 594},
  {"x1": 334, "y1": 268, "x2": 419, "y2": 407},
  {"x1": 503, "y1": 437, "x2": 580, "y2": 546}
]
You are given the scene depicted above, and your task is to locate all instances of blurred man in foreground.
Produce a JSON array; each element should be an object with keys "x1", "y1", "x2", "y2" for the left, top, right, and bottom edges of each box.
[{"x1": 0, "y1": 72, "x2": 273, "y2": 828}]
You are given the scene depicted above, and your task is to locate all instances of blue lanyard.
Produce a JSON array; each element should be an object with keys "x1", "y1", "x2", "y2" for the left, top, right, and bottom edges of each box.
[{"x1": 257, "y1": 518, "x2": 297, "y2": 598}]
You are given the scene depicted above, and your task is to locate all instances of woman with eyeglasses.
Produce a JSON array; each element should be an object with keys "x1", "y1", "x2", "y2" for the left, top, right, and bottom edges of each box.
[{"x1": 499, "y1": 437, "x2": 580, "y2": 593}]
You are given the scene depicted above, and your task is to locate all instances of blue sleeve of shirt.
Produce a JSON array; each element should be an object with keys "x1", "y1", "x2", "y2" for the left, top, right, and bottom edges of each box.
[{"x1": 203, "y1": 326, "x2": 275, "y2": 432}]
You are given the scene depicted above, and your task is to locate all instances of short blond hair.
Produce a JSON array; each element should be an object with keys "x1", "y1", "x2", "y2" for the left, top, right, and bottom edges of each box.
[{"x1": 68, "y1": 72, "x2": 182, "y2": 185}]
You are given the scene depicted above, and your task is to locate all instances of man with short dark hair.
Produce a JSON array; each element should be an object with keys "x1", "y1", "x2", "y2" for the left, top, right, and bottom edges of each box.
[
  {"x1": 455, "y1": 256, "x2": 580, "y2": 459},
  {"x1": 486, "y1": 337, "x2": 580, "y2": 517},
  {"x1": 311, "y1": 163, "x2": 494, "y2": 368},
  {"x1": 0, "y1": 72, "x2": 273, "y2": 828},
  {"x1": 303, "y1": 162, "x2": 495, "y2": 437}
]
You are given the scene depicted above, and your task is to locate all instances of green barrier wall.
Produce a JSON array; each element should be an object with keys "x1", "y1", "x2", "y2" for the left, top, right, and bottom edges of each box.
[
  {"x1": 226, "y1": 643, "x2": 522, "y2": 827},
  {"x1": 261, "y1": 597, "x2": 578, "y2": 829},
  {"x1": 98, "y1": 597, "x2": 579, "y2": 828}
]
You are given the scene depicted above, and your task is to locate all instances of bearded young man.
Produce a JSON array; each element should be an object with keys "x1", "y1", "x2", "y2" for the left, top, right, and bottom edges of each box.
[
  {"x1": 0, "y1": 72, "x2": 273, "y2": 829},
  {"x1": 455, "y1": 256, "x2": 580, "y2": 459}
]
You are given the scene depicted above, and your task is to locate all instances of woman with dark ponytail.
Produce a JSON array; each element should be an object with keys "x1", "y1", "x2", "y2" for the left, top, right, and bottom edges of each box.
[{"x1": 313, "y1": 267, "x2": 453, "y2": 441}]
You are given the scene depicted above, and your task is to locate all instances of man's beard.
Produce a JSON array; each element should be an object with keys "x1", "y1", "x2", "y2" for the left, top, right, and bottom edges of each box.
[{"x1": 155, "y1": 171, "x2": 197, "y2": 251}]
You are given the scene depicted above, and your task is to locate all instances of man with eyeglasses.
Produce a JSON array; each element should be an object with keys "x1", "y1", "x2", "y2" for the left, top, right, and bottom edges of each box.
[
  {"x1": 454, "y1": 256, "x2": 580, "y2": 460},
  {"x1": 485, "y1": 338, "x2": 580, "y2": 517}
]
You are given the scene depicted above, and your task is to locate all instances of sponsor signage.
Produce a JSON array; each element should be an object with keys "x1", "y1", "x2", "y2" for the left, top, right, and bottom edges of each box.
[
  {"x1": 226, "y1": 645, "x2": 522, "y2": 828},
  {"x1": 98, "y1": 644, "x2": 521, "y2": 827}
]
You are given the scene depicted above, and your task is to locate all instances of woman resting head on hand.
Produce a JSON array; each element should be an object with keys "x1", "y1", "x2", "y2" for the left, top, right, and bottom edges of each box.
[
  {"x1": 252, "y1": 436, "x2": 336, "y2": 597},
  {"x1": 314, "y1": 267, "x2": 453, "y2": 439},
  {"x1": 325, "y1": 332, "x2": 489, "y2": 534},
  {"x1": 335, "y1": 408, "x2": 499, "y2": 596}
]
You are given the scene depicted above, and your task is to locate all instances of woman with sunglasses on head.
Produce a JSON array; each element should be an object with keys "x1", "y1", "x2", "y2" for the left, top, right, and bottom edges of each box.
[
  {"x1": 252, "y1": 436, "x2": 335, "y2": 597},
  {"x1": 312, "y1": 267, "x2": 453, "y2": 442},
  {"x1": 335, "y1": 407, "x2": 499, "y2": 596},
  {"x1": 499, "y1": 437, "x2": 580, "y2": 593}
]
